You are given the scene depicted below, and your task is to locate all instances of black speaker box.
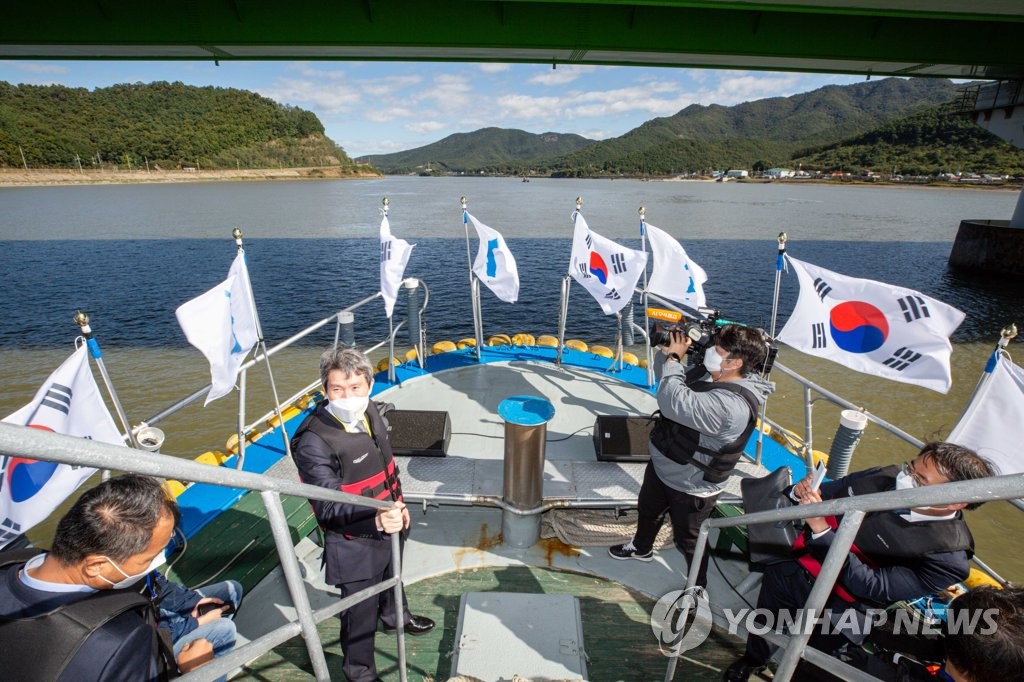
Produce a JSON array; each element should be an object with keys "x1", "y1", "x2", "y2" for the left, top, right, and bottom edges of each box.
[
  {"x1": 593, "y1": 415, "x2": 653, "y2": 462},
  {"x1": 387, "y1": 410, "x2": 451, "y2": 457}
]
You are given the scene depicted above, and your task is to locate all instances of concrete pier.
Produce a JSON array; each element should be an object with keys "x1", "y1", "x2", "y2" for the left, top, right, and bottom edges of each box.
[{"x1": 948, "y1": 219, "x2": 1024, "y2": 277}]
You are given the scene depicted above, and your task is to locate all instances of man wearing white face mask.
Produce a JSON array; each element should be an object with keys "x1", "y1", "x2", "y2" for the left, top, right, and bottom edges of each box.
[
  {"x1": 291, "y1": 346, "x2": 434, "y2": 682},
  {"x1": 0, "y1": 474, "x2": 215, "y2": 680},
  {"x1": 610, "y1": 323, "x2": 775, "y2": 588},
  {"x1": 724, "y1": 442, "x2": 994, "y2": 682}
]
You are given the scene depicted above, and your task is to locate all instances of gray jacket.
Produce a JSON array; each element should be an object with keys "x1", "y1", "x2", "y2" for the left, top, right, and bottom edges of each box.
[{"x1": 649, "y1": 351, "x2": 774, "y2": 496}]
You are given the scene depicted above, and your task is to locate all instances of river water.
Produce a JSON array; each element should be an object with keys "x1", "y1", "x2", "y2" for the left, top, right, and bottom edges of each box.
[{"x1": 1, "y1": 176, "x2": 1022, "y2": 581}]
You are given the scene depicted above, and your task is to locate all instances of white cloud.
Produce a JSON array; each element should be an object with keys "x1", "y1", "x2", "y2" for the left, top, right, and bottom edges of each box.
[
  {"x1": 262, "y1": 78, "x2": 362, "y2": 113},
  {"x1": 405, "y1": 121, "x2": 446, "y2": 133},
  {"x1": 478, "y1": 63, "x2": 511, "y2": 73},
  {"x1": 496, "y1": 94, "x2": 562, "y2": 120},
  {"x1": 414, "y1": 74, "x2": 472, "y2": 111},
  {"x1": 291, "y1": 64, "x2": 348, "y2": 81},
  {"x1": 527, "y1": 65, "x2": 597, "y2": 86},
  {"x1": 709, "y1": 73, "x2": 802, "y2": 104},
  {"x1": 361, "y1": 75, "x2": 423, "y2": 96},
  {"x1": 364, "y1": 106, "x2": 416, "y2": 123},
  {"x1": 11, "y1": 63, "x2": 70, "y2": 75}
]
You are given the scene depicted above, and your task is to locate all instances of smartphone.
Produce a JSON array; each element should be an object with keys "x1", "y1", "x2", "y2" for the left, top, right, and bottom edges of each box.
[
  {"x1": 196, "y1": 602, "x2": 235, "y2": 616},
  {"x1": 810, "y1": 460, "x2": 827, "y2": 492}
]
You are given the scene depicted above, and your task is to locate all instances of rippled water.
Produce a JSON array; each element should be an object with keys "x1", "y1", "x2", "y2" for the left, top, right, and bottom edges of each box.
[{"x1": 1, "y1": 177, "x2": 1022, "y2": 580}]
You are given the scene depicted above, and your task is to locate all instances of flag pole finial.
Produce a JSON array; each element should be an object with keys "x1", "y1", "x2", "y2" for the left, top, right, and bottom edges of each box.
[
  {"x1": 778, "y1": 232, "x2": 787, "y2": 247},
  {"x1": 460, "y1": 196, "x2": 468, "y2": 210},
  {"x1": 1000, "y1": 323, "x2": 1018, "y2": 347},
  {"x1": 232, "y1": 227, "x2": 243, "y2": 249},
  {"x1": 382, "y1": 196, "x2": 390, "y2": 216},
  {"x1": 575, "y1": 196, "x2": 583, "y2": 211},
  {"x1": 638, "y1": 206, "x2": 645, "y2": 218},
  {"x1": 74, "y1": 310, "x2": 89, "y2": 329}
]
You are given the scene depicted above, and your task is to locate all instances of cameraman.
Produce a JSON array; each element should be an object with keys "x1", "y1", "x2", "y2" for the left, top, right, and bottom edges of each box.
[{"x1": 609, "y1": 324, "x2": 774, "y2": 586}]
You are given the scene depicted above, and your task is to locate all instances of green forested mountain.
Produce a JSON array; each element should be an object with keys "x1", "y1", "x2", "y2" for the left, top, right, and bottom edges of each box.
[
  {"x1": 364, "y1": 127, "x2": 593, "y2": 174},
  {"x1": 547, "y1": 77, "x2": 962, "y2": 175},
  {"x1": 0, "y1": 81, "x2": 355, "y2": 170},
  {"x1": 792, "y1": 103, "x2": 1024, "y2": 176}
]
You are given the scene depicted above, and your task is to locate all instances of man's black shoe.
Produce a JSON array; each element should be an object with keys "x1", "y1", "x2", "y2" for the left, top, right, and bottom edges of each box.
[
  {"x1": 382, "y1": 615, "x2": 435, "y2": 636},
  {"x1": 723, "y1": 654, "x2": 766, "y2": 682}
]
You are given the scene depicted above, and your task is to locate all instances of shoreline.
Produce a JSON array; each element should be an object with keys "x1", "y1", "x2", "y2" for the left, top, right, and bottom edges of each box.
[{"x1": 0, "y1": 166, "x2": 382, "y2": 187}]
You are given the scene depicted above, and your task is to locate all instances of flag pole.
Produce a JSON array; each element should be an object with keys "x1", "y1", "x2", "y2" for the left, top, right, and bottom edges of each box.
[
  {"x1": 383, "y1": 198, "x2": 398, "y2": 385},
  {"x1": 74, "y1": 311, "x2": 137, "y2": 450},
  {"x1": 558, "y1": 198, "x2": 583, "y2": 367},
  {"x1": 954, "y1": 323, "x2": 1018, "y2": 426},
  {"x1": 461, "y1": 196, "x2": 483, "y2": 361},
  {"x1": 639, "y1": 206, "x2": 655, "y2": 387},
  {"x1": 755, "y1": 232, "x2": 788, "y2": 466},
  {"x1": 232, "y1": 228, "x2": 292, "y2": 465}
]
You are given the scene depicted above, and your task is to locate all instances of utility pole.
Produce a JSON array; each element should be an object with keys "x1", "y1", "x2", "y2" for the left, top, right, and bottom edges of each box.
[
  {"x1": 75, "y1": 153, "x2": 83, "y2": 173},
  {"x1": 18, "y1": 145, "x2": 28, "y2": 170},
  {"x1": 145, "y1": 156, "x2": 150, "y2": 173}
]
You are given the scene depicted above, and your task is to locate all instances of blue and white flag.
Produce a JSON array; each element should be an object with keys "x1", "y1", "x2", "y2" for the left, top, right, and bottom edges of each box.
[
  {"x1": 176, "y1": 251, "x2": 259, "y2": 405},
  {"x1": 468, "y1": 212, "x2": 519, "y2": 304},
  {"x1": 645, "y1": 222, "x2": 707, "y2": 310},
  {"x1": 569, "y1": 212, "x2": 648, "y2": 315},
  {"x1": 380, "y1": 215, "x2": 414, "y2": 318},
  {"x1": 0, "y1": 345, "x2": 125, "y2": 548},
  {"x1": 948, "y1": 354, "x2": 1024, "y2": 475},
  {"x1": 778, "y1": 256, "x2": 964, "y2": 393}
]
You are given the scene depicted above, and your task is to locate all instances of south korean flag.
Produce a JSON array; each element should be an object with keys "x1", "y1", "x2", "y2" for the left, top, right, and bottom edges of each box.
[
  {"x1": 568, "y1": 212, "x2": 647, "y2": 315},
  {"x1": 778, "y1": 256, "x2": 965, "y2": 393}
]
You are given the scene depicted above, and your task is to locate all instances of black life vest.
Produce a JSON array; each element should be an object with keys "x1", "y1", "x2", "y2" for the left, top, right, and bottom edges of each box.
[
  {"x1": 0, "y1": 549, "x2": 176, "y2": 681},
  {"x1": 291, "y1": 401, "x2": 403, "y2": 502},
  {"x1": 793, "y1": 467, "x2": 975, "y2": 603},
  {"x1": 649, "y1": 381, "x2": 759, "y2": 483}
]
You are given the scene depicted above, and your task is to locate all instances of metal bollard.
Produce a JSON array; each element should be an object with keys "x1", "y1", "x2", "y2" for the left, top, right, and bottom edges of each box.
[
  {"x1": 498, "y1": 395, "x2": 555, "y2": 548},
  {"x1": 622, "y1": 301, "x2": 635, "y2": 346},
  {"x1": 405, "y1": 279, "x2": 422, "y2": 346},
  {"x1": 135, "y1": 426, "x2": 165, "y2": 453},
  {"x1": 338, "y1": 311, "x2": 355, "y2": 347},
  {"x1": 826, "y1": 409, "x2": 867, "y2": 480}
]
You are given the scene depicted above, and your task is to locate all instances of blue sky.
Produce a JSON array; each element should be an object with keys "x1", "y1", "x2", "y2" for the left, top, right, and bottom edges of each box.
[{"x1": 0, "y1": 60, "x2": 864, "y2": 158}]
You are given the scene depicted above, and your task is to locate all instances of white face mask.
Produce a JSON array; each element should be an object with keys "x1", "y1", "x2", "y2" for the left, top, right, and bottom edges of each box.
[
  {"x1": 894, "y1": 470, "x2": 916, "y2": 491},
  {"x1": 99, "y1": 552, "x2": 165, "y2": 589},
  {"x1": 703, "y1": 347, "x2": 724, "y2": 373},
  {"x1": 329, "y1": 395, "x2": 369, "y2": 424}
]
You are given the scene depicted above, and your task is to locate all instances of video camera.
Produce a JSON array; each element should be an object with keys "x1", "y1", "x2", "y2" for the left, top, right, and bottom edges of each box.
[{"x1": 645, "y1": 306, "x2": 778, "y2": 375}]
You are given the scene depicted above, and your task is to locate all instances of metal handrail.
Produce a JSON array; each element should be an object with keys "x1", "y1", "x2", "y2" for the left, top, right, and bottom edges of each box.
[
  {"x1": 0, "y1": 422, "x2": 408, "y2": 682},
  {"x1": 665, "y1": 471, "x2": 1024, "y2": 682}
]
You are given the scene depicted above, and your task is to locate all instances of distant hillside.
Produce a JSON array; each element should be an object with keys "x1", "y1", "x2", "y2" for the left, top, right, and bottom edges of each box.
[
  {"x1": 792, "y1": 102, "x2": 1024, "y2": 176},
  {"x1": 549, "y1": 77, "x2": 962, "y2": 175},
  {"x1": 365, "y1": 127, "x2": 594, "y2": 174},
  {"x1": 0, "y1": 81, "x2": 360, "y2": 171}
]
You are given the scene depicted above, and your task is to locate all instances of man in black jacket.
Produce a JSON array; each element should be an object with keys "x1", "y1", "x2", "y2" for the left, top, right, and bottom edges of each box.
[
  {"x1": 724, "y1": 442, "x2": 993, "y2": 681},
  {"x1": 291, "y1": 347, "x2": 434, "y2": 682},
  {"x1": 0, "y1": 474, "x2": 211, "y2": 680}
]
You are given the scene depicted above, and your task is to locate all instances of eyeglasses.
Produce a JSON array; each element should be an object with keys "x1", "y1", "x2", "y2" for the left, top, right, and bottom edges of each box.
[{"x1": 901, "y1": 460, "x2": 928, "y2": 488}]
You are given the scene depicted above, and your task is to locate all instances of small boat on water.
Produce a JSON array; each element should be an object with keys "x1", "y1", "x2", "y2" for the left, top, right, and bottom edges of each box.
[{"x1": 1, "y1": 201, "x2": 1020, "y2": 682}]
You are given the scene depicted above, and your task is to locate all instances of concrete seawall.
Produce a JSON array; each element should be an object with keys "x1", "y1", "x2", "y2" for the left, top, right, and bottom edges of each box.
[{"x1": 948, "y1": 220, "x2": 1024, "y2": 277}]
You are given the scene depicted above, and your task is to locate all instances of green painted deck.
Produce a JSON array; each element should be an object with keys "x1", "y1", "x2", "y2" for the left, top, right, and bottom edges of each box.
[
  {"x1": 238, "y1": 565, "x2": 746, "y2": 681},
  {"x1": 165, "y1": 490, "x2": 319, "y2": 595}
]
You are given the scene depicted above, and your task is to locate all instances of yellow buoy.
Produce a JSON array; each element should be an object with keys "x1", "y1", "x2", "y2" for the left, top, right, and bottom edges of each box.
[
  {"x1": 404, "y1": 348, "x2": 419, "y2": 362},
  {"x1": 225, "y1": 432, "x2": 257, "y2": 454},
  {"x1": 432, "y1": 340, "x2": 457, "y2": 354},
  {"x1": 590, "y1": 345, "x2": 614, "y2": 359},
  {"x1": 375, "y1": 357, "x2": 401, "y2": 373},
  {"x1": 267, "y1": 405, "x2": 301, "y2": 429},
  {"x1": 565, "y1": 339, "x2": 588, "y2": 352},
  {"x1": 299, "y1": 391, "x2": 322, "y2": 409},
  {"x1": 488, "y1": 334, "x2": 511, "y2": 346},
  {"x1": 639, "y1": 358, "x2": 649, "y2": 369},
  {"x1": 964, "y1": 567, "x2": 1003, "y2": 589},
  {"x1": 811, "y1": 450, "x2": 829, "y2": 467},
  {"x1": 536, "y1": 335, "x2": 559, "y2": 348},
  {"x1": 621, "y1": 352, "x2": 639, "y2": 366},
  {"x1": 511, "y1": 333, "x2": 536, "y2": 346},
  {"x1": 457, "y1": 338, "x2": 477, "y2": 349},
  {"x1": 162, "y1": 480, "x2": 187, "y2": 498},
  {"x1": 195, "y1": 450, "x2": 229, "y2": 467}
]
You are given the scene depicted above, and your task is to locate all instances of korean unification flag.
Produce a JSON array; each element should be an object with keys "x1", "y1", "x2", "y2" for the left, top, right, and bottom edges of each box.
[
  {"x1": 948, "y1": 355, "x2": 1024, "y2": 475},
  {"x1": 176, "y1": 251, "x2": 259, "y2": 405},
  {"x1": 645, "y1": 222, "x2": 708, "y2": 310},
  {"x1": 0, "y1": 345, "x2": 125, "y2": 548},
  {"x1": 468, "y1": 212, "x2": 519, "y2": 304},
  {"x1": 379, "y1": 215, "x2": 414, "y2": 318},
  {"x1": 778, "y1": 256, "x2": 965, "y2": 393},
  {"x1": 568, "y1": 212, "x2": 648, "y2": 315}
]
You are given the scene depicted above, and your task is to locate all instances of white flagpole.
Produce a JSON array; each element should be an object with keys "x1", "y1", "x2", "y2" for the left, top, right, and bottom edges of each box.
[
  {"x1": 755, "y1": 232, "x2": 789, "y2": 466},
  {"x1": 639, "y1": 206, "x2": 655, "y2": 387},
  {"x1": 558, "y1": 197, "x2": 583, "y2": 367},
  {"x1": 383, "y1": 198, "x2": 398, "y2": 385},
  {"x1": 955, "y1": 323, "x2": 1018, "y2": 425},
  {"x1": 461, "y1": 196, "x2": 483, "y2": 361},
  {"x1": 232, "y1": 228, "x2": 292, "y2": 465},
  {"x1": 74, "y1": 311, "x2": 136, "y2": 450}
]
